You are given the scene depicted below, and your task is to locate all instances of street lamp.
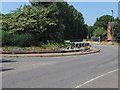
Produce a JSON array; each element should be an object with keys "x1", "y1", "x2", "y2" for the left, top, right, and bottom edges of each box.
[{"x1": 111, "y1": 10, "x2": 113, "y2": 21}]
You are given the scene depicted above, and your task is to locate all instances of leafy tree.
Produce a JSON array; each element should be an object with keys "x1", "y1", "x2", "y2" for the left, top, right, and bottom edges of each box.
[
  {"x1": 56, "y1": 2, "x2": 87, "y2": 40},
  {"x1": 30, "y1": 1, "x2": 87, "y2": 40},
  {"x1": 94, "y1": 15, "x2": 113, "y2": 30},
  {"x1": 93, "y1": 27, "x2": 107, "y2": 39},
  {"x1": 113, "y1": 18, "x2": 120, "y2": 41},
  {"x1": 89, "y1": 15, "x2": 114, "y2": 39},
  {"x1": 2, "y1": 1, "x2": 88, "y2": 46},
  {"x1": 88, "y1": 26, "x2": 95, "y2": 38}
]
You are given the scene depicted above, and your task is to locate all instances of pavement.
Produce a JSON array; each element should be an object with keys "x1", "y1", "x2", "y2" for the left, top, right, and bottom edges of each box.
[{"x1": 1, "y1": 45, "x2": 118, "y2": 88}]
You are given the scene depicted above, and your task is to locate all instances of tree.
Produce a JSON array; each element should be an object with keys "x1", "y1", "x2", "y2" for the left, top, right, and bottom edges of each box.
[
  {"x1": 94, "y1": 15, "x2": 113, "y2": 30},
  {"x1": 2, "y1": 1, "x2": 88, "y2": 46},
  {"x1": 113, "y1": 18, "x2": 120, "y2": 41},
  {"x1": 93, "y1": 27, "x2": 107, "y2": 39},
  {"x1": 56, "y1": 2, "x2": 87, "y2": 40},
  {"x1": 88, "y1": 26, "x2": 95, "y2": 38},
  {"x1": 89, "y1": 15, "x2": 114, "y2": 39},
  {"x1": 30, "y1": 1, "x2": 87, "y2": 40}
]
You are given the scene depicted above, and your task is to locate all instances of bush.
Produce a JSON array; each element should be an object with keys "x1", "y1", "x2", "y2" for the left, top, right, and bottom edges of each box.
[
  {"x1": 2, "y1": 30, "x2": 34, "y2": 47},
  {"x1": 2, "y1": 30, "x2": 12, "y2": 46},
  {"x1": 2, "y1": 30, "x2": 68, "y2": 47},
  {"x1": 41, "y1": 41, "x2": 69, "y2": 49},
  {"x1": 11, "y1": 33, "x2": 33, "y2": 47}
]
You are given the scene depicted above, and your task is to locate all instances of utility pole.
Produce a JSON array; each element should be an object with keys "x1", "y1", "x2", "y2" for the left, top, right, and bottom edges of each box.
[{"x1": 111, "y1": 10, "x2": 114, "y2": 44}]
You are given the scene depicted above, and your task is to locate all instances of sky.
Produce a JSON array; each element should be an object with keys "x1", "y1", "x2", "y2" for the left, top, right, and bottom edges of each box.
[{"x1": 1, "y1": 1, "x2": 118, "y2": 26}]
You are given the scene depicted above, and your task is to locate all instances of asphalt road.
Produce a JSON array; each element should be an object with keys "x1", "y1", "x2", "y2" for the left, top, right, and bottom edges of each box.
[{"x1": 2, "y1": 45, "x2": 118, "y2": 88}]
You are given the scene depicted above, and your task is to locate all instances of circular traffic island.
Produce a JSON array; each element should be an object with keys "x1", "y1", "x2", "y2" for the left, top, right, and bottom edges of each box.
[{"x1": 1, "y1": 43, "x2": 100, "y2": 57}]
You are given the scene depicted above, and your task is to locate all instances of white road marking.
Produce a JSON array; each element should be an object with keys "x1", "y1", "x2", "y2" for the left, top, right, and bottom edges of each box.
[{"x1": 74, "y1": 69, "x2": 118, "y2": 89}]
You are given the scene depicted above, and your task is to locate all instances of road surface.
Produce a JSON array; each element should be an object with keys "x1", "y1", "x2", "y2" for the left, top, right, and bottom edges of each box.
[{"x1": 2, "y1": 45, "x2": 118, "y2": 88}]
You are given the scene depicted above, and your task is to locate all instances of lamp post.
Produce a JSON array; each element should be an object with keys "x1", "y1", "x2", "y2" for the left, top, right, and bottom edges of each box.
[
  {"x1": 111, "y1": 10, "x2": 114, "y2": 44},
  {"x1": 111, "y1": 10, "x2": 113, "y2": 21}
]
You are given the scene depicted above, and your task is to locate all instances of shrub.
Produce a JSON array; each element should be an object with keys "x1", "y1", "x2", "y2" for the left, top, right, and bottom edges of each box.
[
  {"x1": 2, "y1": 30, "x2": 34, "y2": 47},
  {"x1": 11, "y1": 33, "x2": 33, "y2": 47},
  {"x1": 2, "y1": 30, "x2": 12, "y2": 46}
]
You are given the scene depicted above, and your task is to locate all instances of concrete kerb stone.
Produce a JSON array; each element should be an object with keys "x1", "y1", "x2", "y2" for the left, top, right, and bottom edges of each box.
[{"x1": 0, "y1": 47, "x2": 100, "y2": 57}]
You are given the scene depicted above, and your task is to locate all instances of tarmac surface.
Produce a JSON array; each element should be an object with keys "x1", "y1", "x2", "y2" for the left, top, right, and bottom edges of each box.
[{"x1": 1, "y1": 45, "x2": 119, "y2": 88}]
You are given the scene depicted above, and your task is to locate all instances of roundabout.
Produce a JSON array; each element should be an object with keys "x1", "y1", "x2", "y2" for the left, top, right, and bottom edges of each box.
[{"x1": 1, "y1": 43, "x2": 100, "y2": 57}]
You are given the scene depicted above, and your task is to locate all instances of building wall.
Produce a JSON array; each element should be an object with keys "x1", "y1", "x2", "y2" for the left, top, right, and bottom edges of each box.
[{"x1": 107, "y1": 22, "x2": 113, "y2": 41}]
